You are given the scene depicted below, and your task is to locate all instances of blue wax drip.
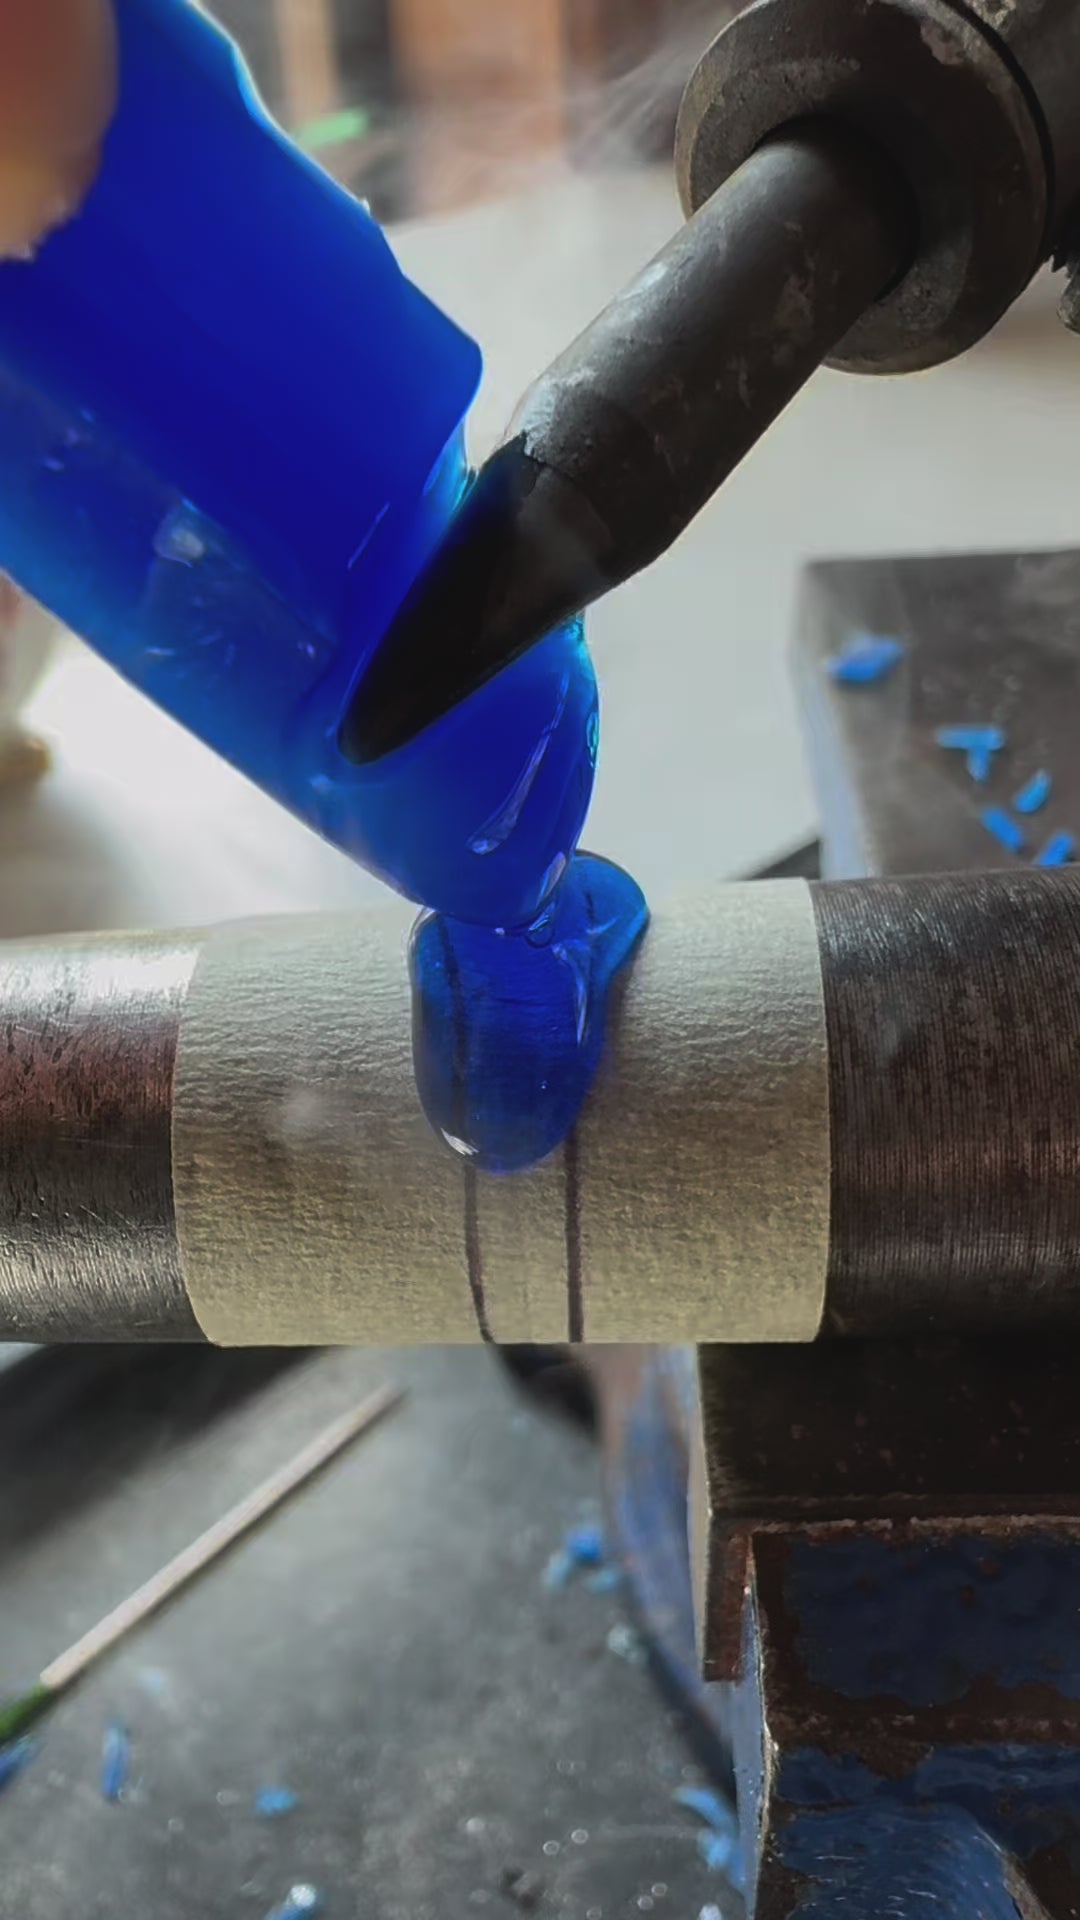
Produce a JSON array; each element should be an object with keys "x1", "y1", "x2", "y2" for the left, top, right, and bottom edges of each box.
[{"x1": 410, "y1": 853, "x2": 649, "y2": 1173}]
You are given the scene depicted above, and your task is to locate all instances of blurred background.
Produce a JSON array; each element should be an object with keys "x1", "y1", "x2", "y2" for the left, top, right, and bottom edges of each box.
[{"x1": 213, "y1": 0, "x2": 728, "y2": 218}]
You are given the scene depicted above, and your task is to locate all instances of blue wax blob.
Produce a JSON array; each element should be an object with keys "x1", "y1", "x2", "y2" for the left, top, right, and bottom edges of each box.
[{"x1": 410, "y1": 853, "x2": 649, "y2": 1173}]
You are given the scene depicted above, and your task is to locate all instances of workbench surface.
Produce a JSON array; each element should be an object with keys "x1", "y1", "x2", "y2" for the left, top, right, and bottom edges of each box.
[{"x1": 0, "y1": 1346, "x2": 735, "y2": 1919}]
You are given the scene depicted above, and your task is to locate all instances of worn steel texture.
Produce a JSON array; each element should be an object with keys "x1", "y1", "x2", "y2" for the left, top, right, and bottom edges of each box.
[{"x1": 676, "y1": 0, "x2": 1048, "y2": 371}]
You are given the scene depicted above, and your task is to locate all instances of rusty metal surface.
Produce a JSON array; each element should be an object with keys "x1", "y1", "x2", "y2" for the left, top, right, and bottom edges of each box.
[{"x1": 0, "y1": 934, "x2": 201, "y2": 1340}]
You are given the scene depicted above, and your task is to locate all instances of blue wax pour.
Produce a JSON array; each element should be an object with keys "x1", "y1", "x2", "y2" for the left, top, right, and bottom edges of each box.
[
  {"x1": 0, "y1": 0, "x2": 644, "y2": 1156},
  {"x1": 0, "y1": 0, "x2": 597, "y2": 932},
  {"x1": 410, "y1": 854, "x2": 648, "y2": 1172}
]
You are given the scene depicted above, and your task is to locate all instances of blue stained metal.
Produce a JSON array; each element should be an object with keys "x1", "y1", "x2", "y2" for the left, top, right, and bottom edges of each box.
[
  {"x1": 935, "y1": 725, "x2": 1006, "y2": 753},
  {"x1": 674, "y1": 1786, "x2": 735, "y2": 1831},
  {"x1": 825, "y1": 634, "x2": 905, "y2": 685}
]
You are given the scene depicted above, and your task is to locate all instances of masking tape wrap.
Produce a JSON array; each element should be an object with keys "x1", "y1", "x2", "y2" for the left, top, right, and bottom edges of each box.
[{"x1": 172, "y1": 881, "x2": 830, "y2": 1345}]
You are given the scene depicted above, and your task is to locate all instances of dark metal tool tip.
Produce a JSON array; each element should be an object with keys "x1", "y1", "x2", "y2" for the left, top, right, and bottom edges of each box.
[
  {"x1": 342, "y1": 121, "x2": 912, "y2": 766},
  {"x1": 340, "y1": 442, "x2": 612, "y2": 764}
]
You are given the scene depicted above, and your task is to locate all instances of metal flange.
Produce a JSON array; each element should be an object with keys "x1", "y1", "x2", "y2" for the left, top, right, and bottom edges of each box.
[{"x1": 675, "y1": 0, "x2": 1049, "y2": 372}]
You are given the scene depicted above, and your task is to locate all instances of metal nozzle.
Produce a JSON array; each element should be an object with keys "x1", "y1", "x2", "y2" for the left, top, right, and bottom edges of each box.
[{"x1": 341, "y1": 121, "x2": 913, "y2": 764}]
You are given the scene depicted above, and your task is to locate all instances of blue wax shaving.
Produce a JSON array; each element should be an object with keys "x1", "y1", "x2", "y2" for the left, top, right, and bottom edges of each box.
[
  {"x1": 584, "y1": 1566, "x2": 623, "y2": 1594},
  {"x1": 966, "y1": 745, "x2": 993, "y2": 784},
  {"x1": 0, "y1": 0, "x2": 638, "y2": 1182},
  {"x1": 0, "y1": 0, "x2": 606, "y2": 934},
  {"x1": 410, "y1": 854, "x2": 648, "y2": 1174},
  {"x1": 676, "y1": 1781, "x2": 745, "y2": 1889},
  {"x1": 935, "y1": 725, "x2": 1006, "y2": 753},
  {"x1": 980, "y1": 807, "x2": 1027, "y2": 855},
  {"x1": 606, "y1": 1623, "x2": 647, "y2": 1666},
  {"x1": 1015, "y1": 770, "x2": 1053, "y2": 813},
  {"x1": 824, "y1": 634, "x2": 904, "y2": 685},
  {"x1": 264, "y1": 1887, "x2": 323, "y2": 1920},
  {"x1": 542, "y1": 1549, "x2": 574, "y2": 1592},
  {"x1": 100, "y1": 1721, "x2": 130, "y2": 1803},
  {"x1": 1035, "y1": 830, "x2": 1076, "y2": 867},
  {"x1": 327, "y1": 615, "x2": 598, "y2": 930},
  {"x1": 0, "y1": 1737, "x2": 37, "y2": 1795},
  {"x1": 674, "y1": 1785, "x2": 735, "y2": 1831},
  {"x1": 698, "y1": 1830, "x2": 734, "y2": 1871},
  {"x1": 256, "y1": 1787, "x2": 299, "y2": 1818},
  {"x1": 544, "y1": 1524, "x2": 614, "y2": 1591}
]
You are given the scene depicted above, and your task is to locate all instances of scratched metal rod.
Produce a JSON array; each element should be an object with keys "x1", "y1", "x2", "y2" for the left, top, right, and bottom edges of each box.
[
  {"x1": 4, "y1": 872, "x2": 1080, "y2": 1343},
  {"x1": 343, "y1": 118, "x2": 914, "y2": 761}
]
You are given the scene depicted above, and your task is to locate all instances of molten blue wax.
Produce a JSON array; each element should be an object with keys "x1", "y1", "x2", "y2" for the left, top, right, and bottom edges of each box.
[
  {"x1": 0, "y1": 0, "x2": 648, "y2": 1169},
  {"x1": 410, "y1": 854, "x2": 648, "y2": 1173}
]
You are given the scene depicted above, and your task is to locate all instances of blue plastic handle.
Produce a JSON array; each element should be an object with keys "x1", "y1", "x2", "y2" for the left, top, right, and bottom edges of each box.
[{"x1": 0, "y1": 0, "x2": 596, "y2": 928}]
